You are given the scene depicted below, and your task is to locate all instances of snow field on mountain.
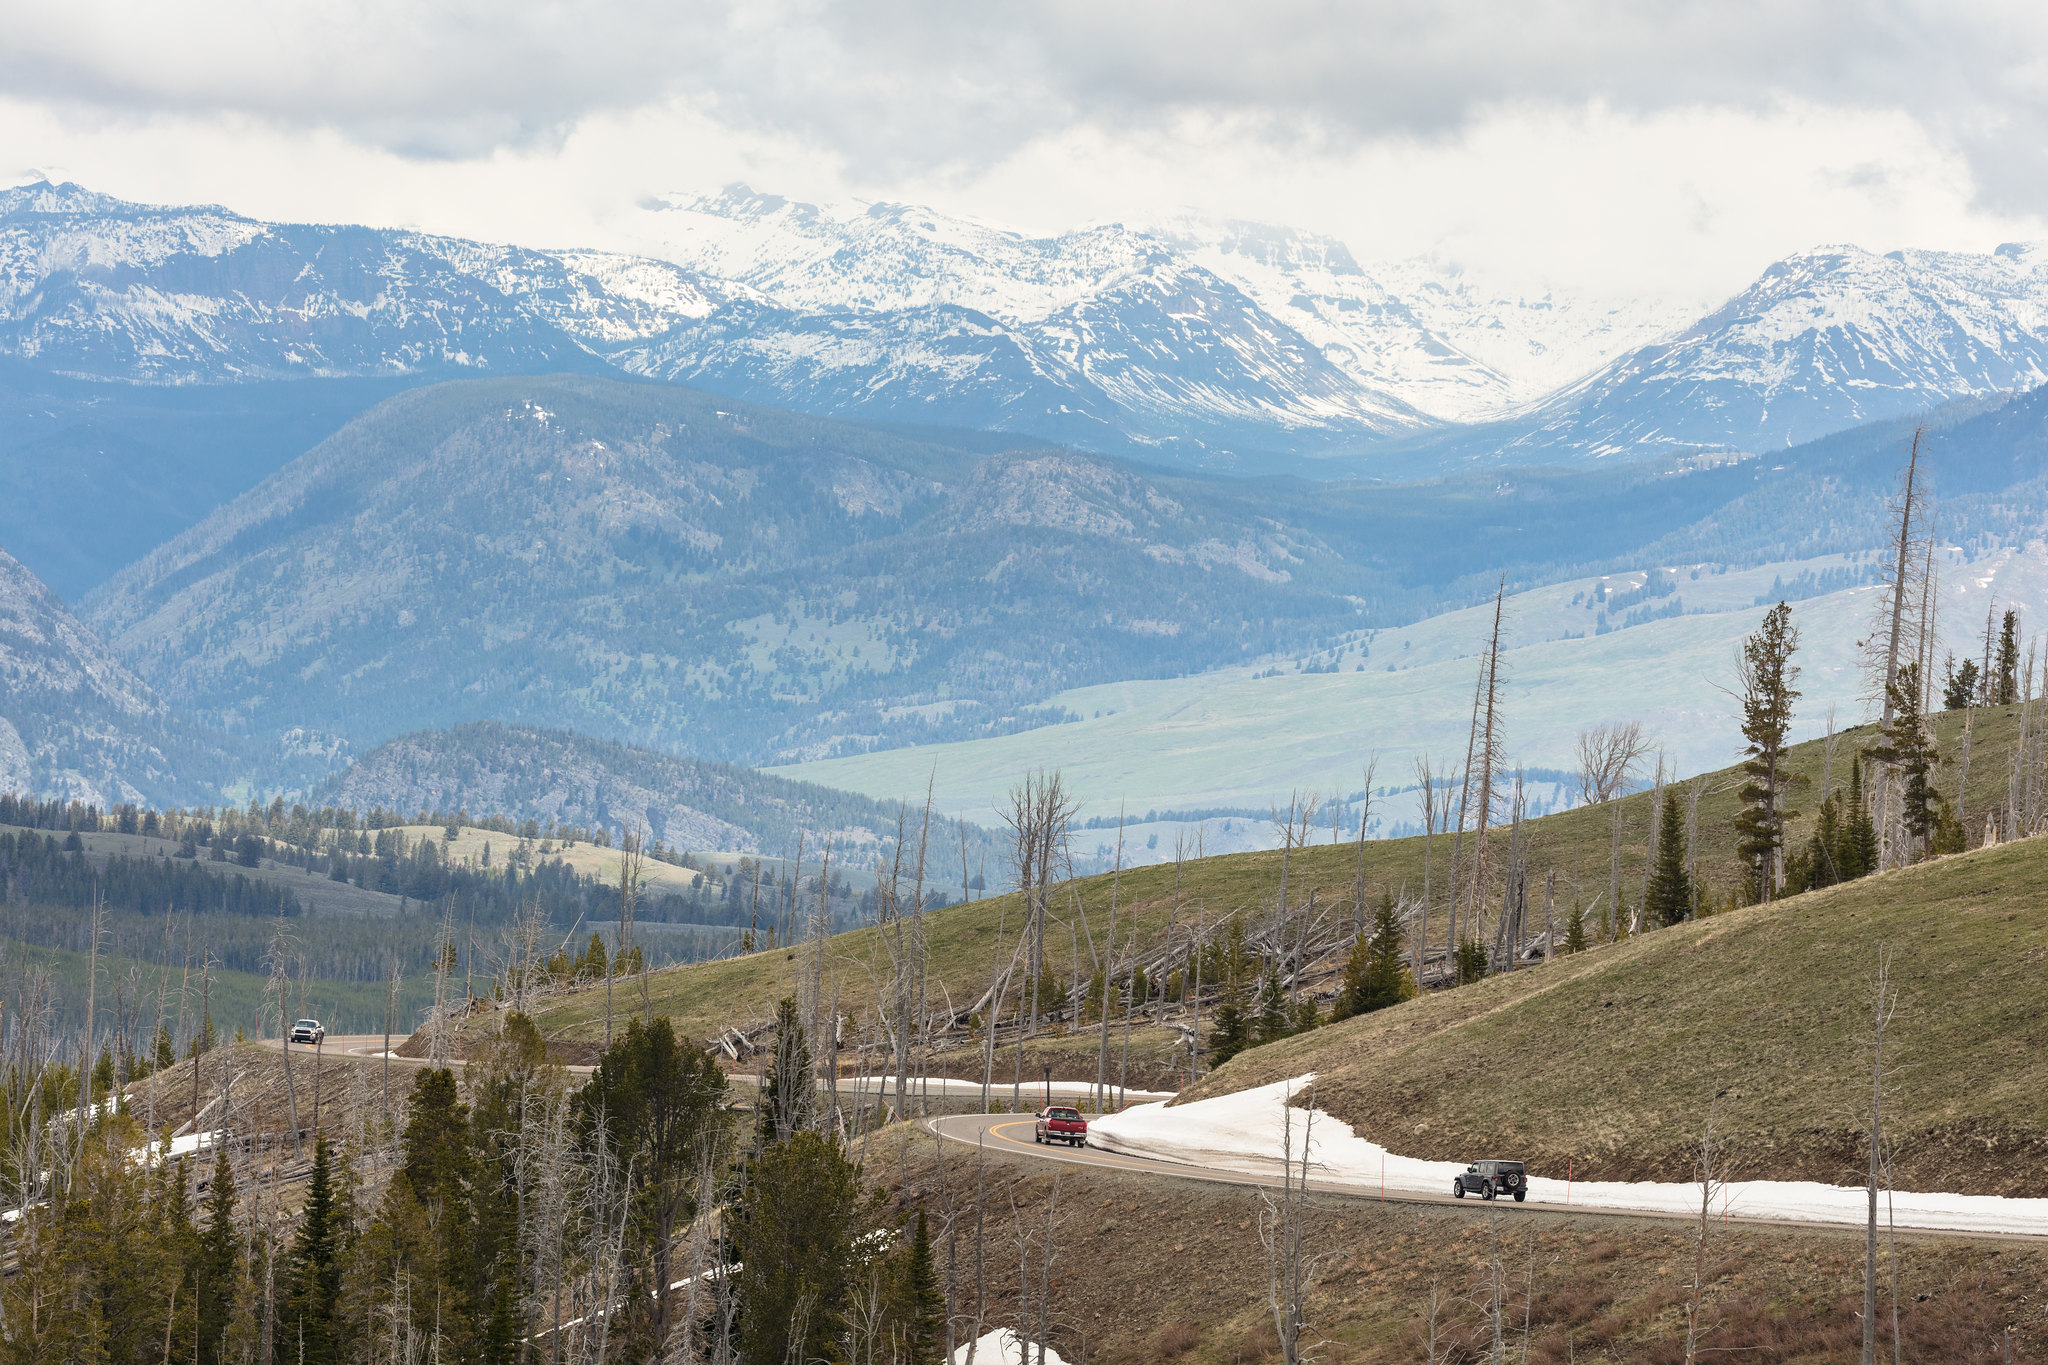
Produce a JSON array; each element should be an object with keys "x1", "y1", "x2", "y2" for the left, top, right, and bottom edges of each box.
[{"x1": 1089, "y1": 1077, "x2": 2048, "y2": 1238}]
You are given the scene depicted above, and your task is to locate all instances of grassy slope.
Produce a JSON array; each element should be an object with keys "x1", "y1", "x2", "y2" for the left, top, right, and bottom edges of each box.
[
  {"x1": 1182, "y1": 831, "x2": 2048, "y2": 1196},
  {"x1": 520, "y1": 703, "x2": 2032, "y2": 1050}
]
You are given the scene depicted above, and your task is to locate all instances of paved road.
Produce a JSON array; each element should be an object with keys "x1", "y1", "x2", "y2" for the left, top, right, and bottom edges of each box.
[
  {"x1": 274, "y1": 1040, "x2": 2041, "y2": 1245},
  {"x1": 925, "y1": 1112, "x2": 2048, "y2": 1244}
]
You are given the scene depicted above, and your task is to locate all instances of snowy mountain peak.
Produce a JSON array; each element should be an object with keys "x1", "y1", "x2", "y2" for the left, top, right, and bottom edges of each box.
[{"x1": 2, "y1": 179, "x2": 236, "y2": 221}]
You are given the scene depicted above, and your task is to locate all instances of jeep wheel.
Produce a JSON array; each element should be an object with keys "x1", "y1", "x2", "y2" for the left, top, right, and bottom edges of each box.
[
  {"x1": 1482, "y1": 1185, "x2": 1495, "y2": 1201},
  {"x1": 1452, "y1": 1182, "x2": 1465, "y2": 1199},
  {"x1": 1513, "y1": 1190, "x2": 1526, "y2": 1202}
]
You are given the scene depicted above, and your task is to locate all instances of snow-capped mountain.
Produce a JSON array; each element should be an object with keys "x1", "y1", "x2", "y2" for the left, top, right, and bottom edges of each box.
[
  {"x1": 1515, "y1": 243, "x2": 2048, "y2": 457},
  {"x1": 11, "y1": 178, "x2": 2048, "y2": 471},
  {"x1": 0, "y1": 181, "x2": 717, "y2": 383},
  {"x1": 622, "y1": 187, "x2": 1690, "y2": 426}
]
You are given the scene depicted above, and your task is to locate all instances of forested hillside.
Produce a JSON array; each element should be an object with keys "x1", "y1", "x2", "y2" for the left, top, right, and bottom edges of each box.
[
  {"x1": 80, "y1": 374, "x2": 2048, "y2": 778},
  {"x1": 317, "y1": 722, "x2": 1005, "y2": 870}
]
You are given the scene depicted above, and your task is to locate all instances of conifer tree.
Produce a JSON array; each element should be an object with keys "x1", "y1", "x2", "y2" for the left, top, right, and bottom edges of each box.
[
  {"x1": 1842, "y1": 756, "x2": 1878, "y2": 880},
  {"x1": 1995, "y1": 609, "x2": 2021, "y2": 705},
  {"x1": 196, "y1": 1142, "x2": 241, "y2": 1365},
  {"x1": 1872, "y1": 663, "x2": 1940, "y2": 858},
  {"x1": 758, "y1": 995, "x2": 813, "y2": 1145},
  {"x1": 1645, "y1": 787, "x2": 1695, "y2": 926},
  {"x1": 1733, "y1": 602, "x2": 1803, "y2": 901},
  {"x1": 733, "y1": 1130, "x2": 877, "y2": 1365},
  {"x1": 1942, "y1": 654, "x2": 1979, "y2": 711},
  {"x1": 1454, "y1": 937, "x2": 1488, "y2": 984},
  {"x1": 1206, "y1": 919, "x2": 1255, "y2": 1066},
  {"x1": 886, "y1": 1207, "x2": 946, "y2": 1365},
  {"x1": 1341, "y1": 890, "x2": 1416, "y2": 1014},
  {"x1": 1562, "y1": 901, "x2": 1588, "y2": 954},
  {"x1": 280, "y1": 1134, "x2": 344, "y2": 1365}
]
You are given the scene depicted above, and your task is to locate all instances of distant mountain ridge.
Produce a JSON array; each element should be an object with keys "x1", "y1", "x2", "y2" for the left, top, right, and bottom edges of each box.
[
  {"x1": 317, "y1": 722, "x2": 1001, "y2": 869},
  {"x1": 13, "y1": 178, "x2": 2048, "y2": 483},
  {"x1": 0, "y1": 547, "x2": 217, "y2": 805}
]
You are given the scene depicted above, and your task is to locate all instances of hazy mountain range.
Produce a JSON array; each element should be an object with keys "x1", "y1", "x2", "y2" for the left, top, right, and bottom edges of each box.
[
  {"x1": 9, "y1": 180, "x2": 2048, "y2": 533},
  {"x1": 10, "y1": 178, "x2": 2048, "y2": 831}
]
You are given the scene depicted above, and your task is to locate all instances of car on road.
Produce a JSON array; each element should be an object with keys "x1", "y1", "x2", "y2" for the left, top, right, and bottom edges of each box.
[
  {"x1": 290, "y1": 1019, "x2": 326, "y2": 1046},
  {"x1": 1454, "y1": 1159, "x2": 1527, "y2": 1201},
  {"x1": 1034, "y1": 1106, "x2": 1087, "y2": 1146}
]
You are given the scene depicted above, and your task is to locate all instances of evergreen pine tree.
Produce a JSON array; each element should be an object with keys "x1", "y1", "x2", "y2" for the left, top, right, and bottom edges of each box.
[
  {"x1": 1871, "y1": 662, "x2": 1940, "y2": 858},
  {"x1": 1732, "y1": 601, "x2": 1804, "y2": 901},
  {"x1": 1645, "y1": 787, "x2": 1695, "y2": 926},
  {"x1": 196, "y1": 1143, "x2": 239, "y2": 1365},
  {"x1": 886, "y1": 1207, "x2": 946, "y2": 1365},
  {"x1": 1942, "y1": 654, "x2": 1979, "y2": 711},
  {"x1": 1207, "y1": 994, "x2": 1249, "y2": 1066},
  {"x1": 1996, "y1": 609, "x2": 2022, "y2": 705},
  {"x1": 1342, "y1": 890, "x2": 1416, "y2": 1014},
  {"x1": 758, "y1": 995, "x2": 813, "y2": 1145},
  {"x1": 279, "y1": 1134, "x2": 343, "y2": 1365},
  {"x1": 1454, "y1": 937, "x2": 1488, "y2": 985},
  {"x1": 1562, "y1": 901, "x2": 1588, "y2": 954},
  {"x1": 1841, "y1": 755, "x2": 1879, "y2": 879}
]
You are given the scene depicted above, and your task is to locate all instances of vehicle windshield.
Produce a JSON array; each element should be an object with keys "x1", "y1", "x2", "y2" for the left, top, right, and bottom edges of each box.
[
  {"x1": 1049, "y1": 1108, "x2": 1081, "y2": 1120},
  {"x1": 295, "y1": 1020, "x2": 321, "y2": 1029}
]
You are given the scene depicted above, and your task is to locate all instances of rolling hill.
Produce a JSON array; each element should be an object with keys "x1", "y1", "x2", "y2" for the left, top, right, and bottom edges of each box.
[
  {"x1": 507, "y1": 695, "x2": 2031, "y2": 1186},
  {"x1": 1180, "y1": 828, "x2": 2048, "y2": 1197}
]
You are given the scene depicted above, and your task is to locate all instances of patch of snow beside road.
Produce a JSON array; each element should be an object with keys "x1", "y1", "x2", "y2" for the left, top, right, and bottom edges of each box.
[{"x1": 1089, "y1": 1075, "x2": 2048, "y2": 1238}]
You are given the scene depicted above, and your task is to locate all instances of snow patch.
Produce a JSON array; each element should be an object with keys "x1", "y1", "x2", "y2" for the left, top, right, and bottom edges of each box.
[
  {"x1": 952, "y1": 1328, "x2": 1072, "y2": 1365},
  {"x1": 1089, "y1": 1075, "x2": 2048, "y2": 1238}
]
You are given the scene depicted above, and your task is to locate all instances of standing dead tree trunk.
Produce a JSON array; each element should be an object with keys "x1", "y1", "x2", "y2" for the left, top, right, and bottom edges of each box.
[
  {"x1": 1864, "y1": 950, "x2": 1900, "y2": 1365},
  {"x1": 1874, "y1": 428, "x2": 1929, "y2": 729},
  {"x1": 1413, "y1": 755, "x2": 1441, "y2": 985},
  {"x1": 1095, "y1": 812, "x2": 1124, "y2": 1114},
  {"x1": 1261, "y1": 1082, "x2": 1330, "y2": 1365},
  {"x1": 1464, "y1": 580, "x2": 1510, "y2": 955},
  {"x1": 1683, "y1": 1102, "x2": 1738, "y2": 1364},
  {"x1": 1351, "y1": 756, "x2": 1378, "y2": 941}
]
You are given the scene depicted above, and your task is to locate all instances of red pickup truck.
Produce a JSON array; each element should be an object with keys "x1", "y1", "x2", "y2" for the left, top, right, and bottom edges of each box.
[{"x1": 1034, "y1": 1106, "x2": 1088, "y2": 1147}]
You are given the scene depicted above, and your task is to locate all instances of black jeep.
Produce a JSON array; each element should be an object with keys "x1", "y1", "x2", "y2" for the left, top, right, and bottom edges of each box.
[{"x1": 1453, "y1": 1159, "x2": 1527, "y2": 1202}]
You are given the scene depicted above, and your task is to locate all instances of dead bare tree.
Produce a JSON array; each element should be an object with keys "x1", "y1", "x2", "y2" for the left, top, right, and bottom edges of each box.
[
  {"x1": 266, "y1": 904, "x2": 303, "y2": 1157},
  {"x1": 1863, "y1": 950, "x2": 1900, "y2": 1365},
  {"x1": 1464, "y1": 581, "x2": 1510, "y2": 953},
  {"x1": 1682, "y1": 1101, "x2": 1738, "y2": 1364},
  {"x1": 1351, "y1": 755, "x2": 1379, "y2": 940},
  {"x1": 1869, "y1": 428, "x2": 1931, "y2": 727},
  {"x1": 1413, "y1": 755, "x2": 1442, "y2": 984},
  {"x1": 1094, "y1": 810, "x2": 1124, "y2": 1114},
  {"x1": 1001, "y1": 771, "x2": 1076, "y2": 1042},
  {"x1": 1261, "y1": 1081, "x2": 1334, "y2": 1365},
  {"x1": 1574, "y1": 720, "x2": 1652, "y2": 805}
]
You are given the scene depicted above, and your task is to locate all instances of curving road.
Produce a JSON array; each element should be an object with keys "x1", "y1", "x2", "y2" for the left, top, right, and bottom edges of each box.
[
  {"x1": 924, "y1": 1112, "x2": 2048, "y2": 1244},
  {"x1": 263, "y1": 1041, "x2": 2043, "y2": 1244}
]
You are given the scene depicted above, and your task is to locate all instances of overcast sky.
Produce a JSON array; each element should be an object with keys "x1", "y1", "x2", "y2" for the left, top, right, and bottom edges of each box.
[{"x1": 4, "y1": 1, "x2": 2045, "y2": 305}]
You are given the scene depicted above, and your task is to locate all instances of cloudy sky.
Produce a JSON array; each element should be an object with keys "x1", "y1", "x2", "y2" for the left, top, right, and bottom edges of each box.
[{"x1": 4, "y1": 1, "x2": 2045, "y2": 305}]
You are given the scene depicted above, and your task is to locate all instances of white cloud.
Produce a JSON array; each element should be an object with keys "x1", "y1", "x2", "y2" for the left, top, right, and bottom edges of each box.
[{"x1": 2, "y1": 1, "x2": 2043, "y2": 303}]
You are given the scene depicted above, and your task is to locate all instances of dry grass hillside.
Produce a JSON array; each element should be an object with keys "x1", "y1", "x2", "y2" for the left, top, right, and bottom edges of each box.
[
  {"x1": 507, "y1": 702, "x2": 2036, "y2": 1057},
  {"x1": 1180, "y1": 831, "x2": 2048, "y2": 1196}
]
